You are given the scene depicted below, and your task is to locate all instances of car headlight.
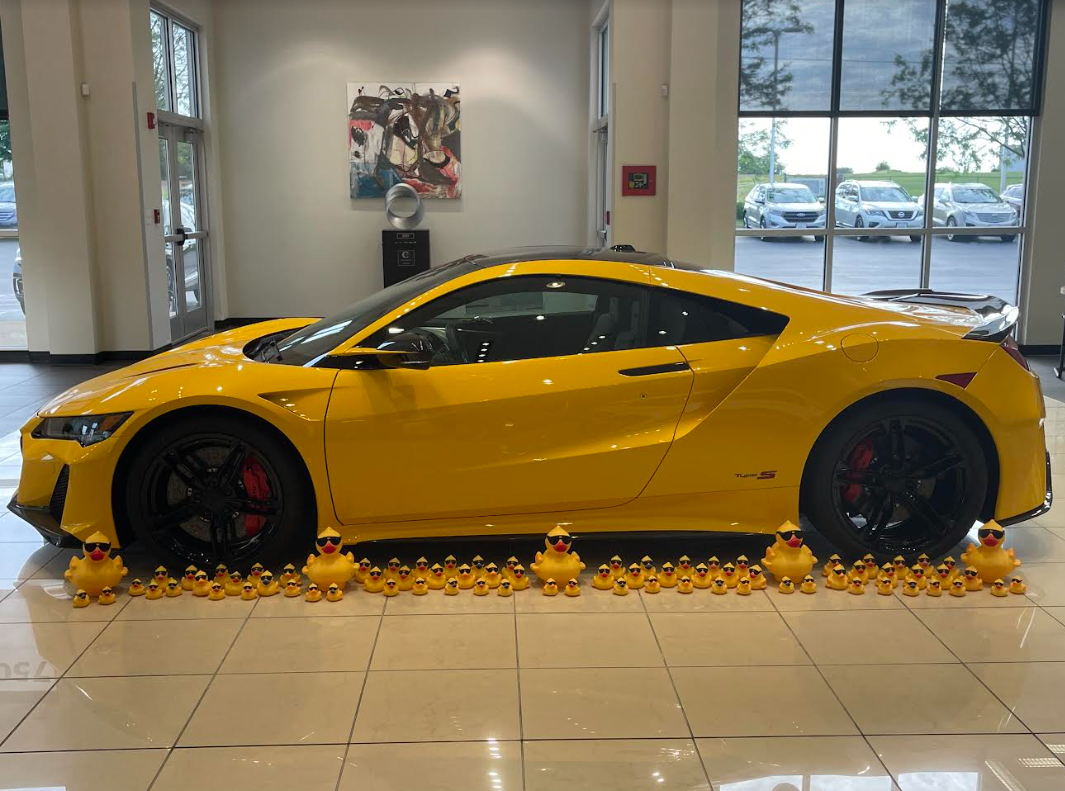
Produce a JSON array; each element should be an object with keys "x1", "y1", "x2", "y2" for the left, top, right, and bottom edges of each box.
[
  {"x1": 863, "y1": 206, "x2": 885, "y2": 217},
  {"x1": 32, "y1": 413, "x2": 132, "y2": 446}
]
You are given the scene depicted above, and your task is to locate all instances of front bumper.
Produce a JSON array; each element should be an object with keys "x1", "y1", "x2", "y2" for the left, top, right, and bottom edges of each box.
[
  {"x1": 7, "y1": 490, "x2": 79, "y2": 547},
  {"x1": 765, "y1": 216, "x2": 825, "y2": 230},
  {"x1": 1000, "y1": 451, "x2": 1053, "y2": 526},
  {"x1": 864, "y1": 215, "x2": 922, "y2": 229}
]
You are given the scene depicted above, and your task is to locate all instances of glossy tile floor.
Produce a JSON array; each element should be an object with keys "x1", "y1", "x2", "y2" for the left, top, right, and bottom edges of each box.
[{"x1": 2, "y1": 361, "x2": 1065, "y2": 789}]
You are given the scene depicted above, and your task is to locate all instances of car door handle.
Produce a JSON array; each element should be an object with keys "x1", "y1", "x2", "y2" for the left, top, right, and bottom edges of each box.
[{"x1": 618, "y1": 361, "x2": 690, "y2": 377}]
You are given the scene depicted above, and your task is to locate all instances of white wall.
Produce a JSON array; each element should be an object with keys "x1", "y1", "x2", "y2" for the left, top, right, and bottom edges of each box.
[{"x1": 210, "y1": 0, "x2": 590, "y2": 319}]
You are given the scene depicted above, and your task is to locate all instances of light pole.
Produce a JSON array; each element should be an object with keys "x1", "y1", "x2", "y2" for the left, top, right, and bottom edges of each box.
[{"x1": 766, "y1": 23, "x2": 804, "y2": 186}]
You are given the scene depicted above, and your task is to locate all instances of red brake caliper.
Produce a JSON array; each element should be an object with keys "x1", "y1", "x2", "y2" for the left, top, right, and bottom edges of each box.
[
  {"x1": 843, "y1": 437, "x2": 875, "y2": 504},
  {"x1": 240, "y1": 455, "x2": 270, "y2": 537}
]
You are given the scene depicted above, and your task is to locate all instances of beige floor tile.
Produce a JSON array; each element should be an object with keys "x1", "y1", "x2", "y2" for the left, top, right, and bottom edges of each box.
[
  {"x1": 220, "y1": 615, "x2": 378, "y2": 673},
  {"x1": 1038, "y1": 732, "x2": 1065, "y2": 757},
  {"x1": 0, "y1": 678, "x2": 53, "y2": 742},
  {"x1": 915, "y1": 607, "x2": 1065, "y2": 662},
  {"x1": 0, "y1": 542, "x2": 58, "y2": 580},
  {"x1": 371, "y1": 614, "x2": 515, "y2": 670},
  {"x1": 871, "y1": 734, "x2": 1065, "y2": 790},
  {"x1": 0, "y1": 675, "x2": 210, "y2": 751},
  {"x1": 671, "y1": 666, "x2": 857, "y2": 737},
  {"x1": 0, "y1": 621, "x2": 105, "y2": 677},
  {"x1": 517, "y1": 613, "x2": 662, "y2": 668},
  {"x1": 784, "y1": 610, "x2": 956, "y2": 665},
  {"x1": 524, "y1": 739, "x2": 711, "y2": 791},
  {"x1": 117, "y1": 591, "x2": 258, "y2": 620},
  {"x1": 821, "y1": 664, "x2": 1024, "y2": 735},
  {"x1": 898, "y1": 584, "x2": 1033, "y2": 608},
  {"x1": 641, "y1": 588, "x2": 776, "y2": 612},
  {"x1": 769, "y1": 587, "x2": 906, "y2": 611},
  {"x1": 352, "y1": 669, "x2": 519, "y2": 742},
  {"x1": 0, "y1": 578, "x2": 17, "y2": 601},
  {"x1": 0, "y1": 580, "x2": 126, "y2": 623},
  {"x1": 515, "y1": 586, "x2": 645, "y2": 613},
  {"x1": 650, "y1": 612, "x2": 810, "y2": 666},
  {"x1": 696, "y1": 736, "x2": 895, "y2": 790},
  {"x1": 343, "y1": 742, "x2": 523, "y2": 791},
  {"x1": 154, "y1": 746, "x2": 345, "y2": 791},
  {"x1": 179, "y1": 671, "x2": 363, "y2": 746},
  {"x1": 384, "y1": 589, "x2": 516, "y2": 615},
  {"x1": 0, "y1": 749, "x2": 168, "y2": 791},
  {"x1": 252, "y1": 588, "x2": 385, "y2": 617},
  {"x1": 520, "y1": 667, "x2": 688, "y2": 740},
  {"x1": 1015, "y1": 563, "x2": 1065, "y2": 606},
  {"x1": 67, "y1": 618, "x2": 242, "y2": 677},
  {"x1": 970, "y1": 662, "x2": 1065, "y2": 732}
]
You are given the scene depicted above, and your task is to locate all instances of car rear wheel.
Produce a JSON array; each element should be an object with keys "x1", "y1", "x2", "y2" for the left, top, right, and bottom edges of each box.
[
  {"x1": 123, "y1": 414, "x2": 313, "y2": 568},
  {"x1": 854, "y1": 216, "x2": 867, "y2": 242},
  {"x1": 909, "y1": 235, "x2": 921, "y2": 243},
  {"x1": 759, "y1": 215, "x2": 770, "y2": 242},
  {"x1": 802, "y1": 396, "x2": 987, "y2": 560}
]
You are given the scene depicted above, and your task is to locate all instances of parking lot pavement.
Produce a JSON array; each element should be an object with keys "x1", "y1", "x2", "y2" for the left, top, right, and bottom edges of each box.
[{"x1": 735, "y1": 234, "x2": 1020, "y2": 302}]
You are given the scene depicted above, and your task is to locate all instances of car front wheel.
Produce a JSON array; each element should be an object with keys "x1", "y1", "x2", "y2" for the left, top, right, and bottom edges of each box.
[
  {"x1": 946, "y1": 216, "x2": 965, "y2": 242},
  {"x1": 1001, "y1": 235, "x2": 1016, "y2": 243},
  {"x1": 854, "y1": 216, "x2": 867, "y2": 242}
]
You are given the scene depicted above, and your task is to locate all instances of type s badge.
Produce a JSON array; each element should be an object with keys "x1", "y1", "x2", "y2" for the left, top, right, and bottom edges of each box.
[{"x1": 734, "y1": 470, "x2": 777, "y2": 481}]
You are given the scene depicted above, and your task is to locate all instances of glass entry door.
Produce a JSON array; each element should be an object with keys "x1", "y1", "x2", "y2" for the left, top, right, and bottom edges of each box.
[{"x1": 158, "y1": 122, "x2": 209, "y2": 341}]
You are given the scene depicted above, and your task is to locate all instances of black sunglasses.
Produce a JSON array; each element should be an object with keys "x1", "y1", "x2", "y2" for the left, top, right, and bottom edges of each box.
[
  {"x1": 85, "y1": 542, "x2": 111, "y2": 553},
  {"x1": 779, "y1": 530, "x2": 802, "y2": 540},
  {"x1": 978, "y1": 528, "x2": 1006, "y2": 539},
  {"x1": 316, "y1": 536, "x2": 342, "y2": 548}
]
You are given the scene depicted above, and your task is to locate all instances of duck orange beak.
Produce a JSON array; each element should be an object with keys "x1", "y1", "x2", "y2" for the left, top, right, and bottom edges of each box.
[
  {"x1": 787, "y1": 537, "x2": 802, "y2": 548},
  {"x1": 89, "y1": 549, "x2": 106, "y2": 561},
  {"x1": 983, "y1": 535, "x2": 999, "y2": 546},
  {"x1": 553, "y1": 540, "x2": 568, "y2": 552}
]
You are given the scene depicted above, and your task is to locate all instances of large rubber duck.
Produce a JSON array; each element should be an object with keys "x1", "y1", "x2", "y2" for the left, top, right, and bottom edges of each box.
[
  {"x1": 761, "y1": 522, "x2": 817, "y2": 583},
  {"x1": 303, "y1": 527, "x2": 357, "y2": 589},
  {"x1": 531, "y1": 526, "x2": 585, "y2": 584},
  {"x1": 961, "y1": 521, "x2": 1021, "y2": 582},
  {"x1": 64, "y1": 532, "x2": 128, "y2": 596},
  {"x1": 592, "y1": 565, "x2": 614, "y2": 590}
]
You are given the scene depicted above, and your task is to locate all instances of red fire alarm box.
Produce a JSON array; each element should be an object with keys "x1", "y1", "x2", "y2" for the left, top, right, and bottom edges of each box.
[{"x1": 622, "y1": 165, "x2": 656, "y2": 196}]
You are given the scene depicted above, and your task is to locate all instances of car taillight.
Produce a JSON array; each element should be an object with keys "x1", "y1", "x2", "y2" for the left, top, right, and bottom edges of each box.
[{"x1": 1001, "y1": 335, "x2": 1030, "y2": 371}]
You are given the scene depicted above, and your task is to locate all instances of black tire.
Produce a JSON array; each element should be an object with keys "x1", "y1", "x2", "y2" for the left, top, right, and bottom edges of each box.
[
  {"x1": 123, "y1": 413, "x2": 314, "y2": 569},
  {"x1": 1001, "y1": 235, "x2": 1016, "y2": 243},
  {"x1": 759, "y1": 215, "x2": 770, "y2": 242},
  {"x1": 909, "y1": 235, "x2": 921, "y2": 243},
  {"x1": 946, "y1": 216, "x2": 965, "y2": 242},
  {"x1": 802, "y1": 395, "x2": 988, "y2": 560},
  {"x1": 814, "y1": 235, "x2": 825, "y2": 242},
  {"x1": 854, "y1": 216, "x2": 867, "y2": 242}
]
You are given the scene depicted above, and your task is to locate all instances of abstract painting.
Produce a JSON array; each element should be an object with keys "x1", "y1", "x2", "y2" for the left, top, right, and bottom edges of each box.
[{"x1": 348, "y1": 82, "x2": 462, "y2": 199}]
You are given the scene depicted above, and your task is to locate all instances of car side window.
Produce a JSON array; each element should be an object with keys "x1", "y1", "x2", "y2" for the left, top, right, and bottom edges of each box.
[
  {"x1": 646, "y1": 289, "x2": 789, "y2": 346},
  {"x1": 360, "y1": 275, "x2": 650, "y2": 366}
]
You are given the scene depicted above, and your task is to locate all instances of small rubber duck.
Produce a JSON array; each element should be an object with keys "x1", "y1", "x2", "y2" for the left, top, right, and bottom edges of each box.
[
  {"x1": 963, "y1": 566, "x2": 983, "y2": 591},
  {"x1": 166, "y1": 578, "x2": 183, "y2": 597},
  {"x1": 240, "y1": 581, "x2": 257, "y2": 600},
  {"x1": 692, "y1": 563, "x2": 713, "y2": 589},
  {"x1": 644, "y1": 575, "x2": 661, "y2": 594},
  {"x1": 64, "y1": 532, "x2": 128, "y2": 596},
  {"x1": 926, "y1": 579, "x2": 943, "y2": 597},
  {"x1": 1009, "y1": 576, "x2": 1027, "y2": 594},
  {"x1": 414, "y1": 557, "x2": 431, "y2": 580},
  {"x1": 710, "y1": 577, "x2": 728, "y2": 595},
  {"x1": 444, "y1": 578, "x2": 460, "y2": 596},
  {"x1": 823, "y1": 553, "x2": 842, "y2": 577},
  {"x1": 531, "y1": 526, "x2": 585, "y2": 583},
  {"x1": 736, "y1": 555, "x2": 751, "y2": 576},
  {"x1": 511, "y1": 565, "x2": 530, "y2": 591},
  {"x1": 98, "y1": 587, "x2": 117, "y2": 605},
  {"x1": 498, "y1": 579, "x2": 513, "y2": 597},
  {"x1": 826, "y1": 564, "x2": 849, "y2": 591},
  {"x1": 592, "y1": 564, "x2": 614, "y2": 590},
  {"x1": 848, "y1": 561, "x2": 868, "y2": 584},
  {"x1": 903, "y1": 579, "x2": 921, "y2": 597},
  {"x1": 247, "y1": 562, "x2": 265, "y2": 583},
  {"x1": 153, "y1": 566, "x2": 169, "y2": 590},
  {"x1": 382, "y1": 579, "x2": 399, "y2": 597},
  {"x1": 443, "y1": 555, "x2": 459, "y2": 577},
  {"x1": 847, "y1": 577, "x2": 865, "y2": 596},
  {"x1": 473, "y1": 579, "x2": 490, "y2": 596},
  {"x1": 862, "y1": 554, "x2": 879, "y2": 581},
  {"x1": 280, "y1": 564, "x2": 299, "y2": 585},
  {"x1": 564, "y1": 578, "x2": 581, "y2": 597},
  {"x1": 192, "y1": 570, "x2": 212, "y2": 597},
  {"x1": 257, "y1": 571, "x2": 280, "y2": 597},
  {"x1": 504, "y1": 556, "x2": 520, "y2": 580},
  {"x1": 640, "y1": 555, "x2": 657, "y2": 577},
  {"x1": 990, "y1": 578, "x2": 1009, "y2": 597},
  {"x1": 907, "y1": 565, "x2": 927, "y2": 591},
  {"x1": 210, "y1": 582, "x2": 228, "y2": 601},
  {"x1": 427, "y1": 564, "x2": 447, "y2": 590},
  {"x1": 893, "y1": 556, "x2": 908, "y2": 580},
  {"x1": 181, "y1": 565, "x2": 198, "y2": 591},
  {"x1": 456, "y1": 564, "x2": 476, "y2": 589},
  {"x1": 609, "y1": 555, "x2": 626, "y2": 578},
  {"x1": 949, "y1": 579, "x2": 967, "y2": 598},
  {"x1": 413, "y1": 577, "x2": 429, "y2": 595},
  {"x1": 396, "y1": 565, "x2": 414, "y2": 591},
  {"x1": 800, "y1": 575, "x2": 817, "y2": 594},
  {"x1": 612, "y1": 577, "x2": 628, "y2": 596},
  {"x1": 659, "y1": 562, "x2": 678, "y2": 588},
  {"x1": 363, "y1": 567, "x2": 385, "y2": 593},
  {"x1": 214, "y1": 564, "x2": 230, "y2": 587},
  {"x1": 226, "y1": 571, "x2": 245, "y2": 596},
  {"x1": 879, "y1": 563, "x2": 898, "y2": 589},
  {"x1": 128, "y1": 579, "x2": 146, "y2": 596},
  {"x1": 72, "y1": 589, "x2": 90, "y2": 608},
  {"x1": 484, "y1": 563, "x2": 503, "y2": 588},
  {"x1": 736, "y1": 577, "x2": 752, "y2": 596},
  {"x1": 720, "y1": 561, "x2": 740, "y2": 589},
  {"x1": 678, "y1": 555, "x2": 695, "y2": 578},
  {"x1": 962, "y1": 521, "x2": 1021, "y2": 582},
  {"x1": 328, "y1": 582, "x2": 345, "y2": 602},
  {"x1": 707, "y1": 556, "x2": 722, "y2": 579},
  {"x1": 355, "y1": 558, "x2": 372, "y2": 584},
  {"x1": 385, "y1": 558, "x2": 402, "y2": 582},
  {"x1": 305, "y1": 583, "x2": 322, "y2": 602},
  {"x1": 761, "y1": 522, "x2": 817, "y2": 583},
  {"x1": 875, "y1": 575, "x2": 894, "y2": 595},
  {"x1": 916, "y1": 553, "x2": 933, "y2": 577},
  {"x1": 677, "y1": 575, "x2": 694, "y2": 594},
  {"x1": 284, "y1": 579, "x2": 301, "y2": 598},
  {"x1": 303, "y1": 528, "x2": 357, "y2": 589},
  {"x1": 146, "y1": 581, "x2": 164, "y2": 600},
  {"x1": 625, "y1": 562, "x2": 645, "y2": 590},
  {"x1": 542, "y1": 578, "x2": 559, "y2": 596},
  {"x1": 471, "y1": 555, "x2": 487, "y2": 579},
  {"x1": 778, "y1": 576, "x2": 795, "y2": 594},
  {"x1": 747, "y1": 565, "x2": 767, "y2": 590},
  {"x1": 932, "y1": 564, "x2": 952, "y2": 588},
  {"x1": 942, "y1": 556, "x2": 959, "y2": 580}
]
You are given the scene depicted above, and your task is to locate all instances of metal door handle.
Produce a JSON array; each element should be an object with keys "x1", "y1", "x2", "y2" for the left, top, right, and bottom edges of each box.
[{"x1": 618, "y1": 361, "x2": 690, "y2": 377}]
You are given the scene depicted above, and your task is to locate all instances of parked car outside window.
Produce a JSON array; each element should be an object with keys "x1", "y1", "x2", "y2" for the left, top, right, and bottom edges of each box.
[{"x1": 742, "y1": 181, "x2": 825, "y2": 241}]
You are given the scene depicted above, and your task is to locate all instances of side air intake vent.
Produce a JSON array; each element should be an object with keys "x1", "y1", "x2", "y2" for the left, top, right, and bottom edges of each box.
[{"x1": 49, "y1": 465, "x2": 69, "y2": 524}]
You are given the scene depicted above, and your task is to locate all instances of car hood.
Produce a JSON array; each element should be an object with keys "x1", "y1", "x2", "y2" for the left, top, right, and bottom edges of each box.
[
  {"x1": 957, "y1": 202, "x2": 1014, "y2": 214},
  {"x1": 864, "y1": 201, "x2": 920, "y2": 210},
  {"x1": 768, "y1": 202, "x2": 823, "y2": 212}
]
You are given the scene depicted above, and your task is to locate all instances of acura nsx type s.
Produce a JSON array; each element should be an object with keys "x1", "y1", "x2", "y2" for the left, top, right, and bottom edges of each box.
[{"x1": 9, "y1": 247, "x2": 1049, "y2": 567}]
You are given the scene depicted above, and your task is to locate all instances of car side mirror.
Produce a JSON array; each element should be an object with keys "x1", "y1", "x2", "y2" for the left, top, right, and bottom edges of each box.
[
  {"x1": 329, "y1": 332, "x2": 433, "y2": 371},
  {"x1": 756, "y1": 197, "x2": 765, "y2": 205},
  {"x1": 818, "y1": 197, "x2": 825, "y2": 204}
]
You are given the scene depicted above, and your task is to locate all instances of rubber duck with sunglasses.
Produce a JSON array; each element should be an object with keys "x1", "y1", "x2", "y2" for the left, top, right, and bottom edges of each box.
[{"x1": 302, "y1": 527, "x2": 357, "y2": 589}]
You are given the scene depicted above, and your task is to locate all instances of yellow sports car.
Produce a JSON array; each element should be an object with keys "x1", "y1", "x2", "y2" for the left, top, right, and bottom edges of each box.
[{"x1": 9, "y1": 247, "x2": 1049, "y2": 566}]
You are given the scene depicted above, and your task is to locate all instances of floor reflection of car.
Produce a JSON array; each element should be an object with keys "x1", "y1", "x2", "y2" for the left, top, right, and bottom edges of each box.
[
  {"x1": 930, "y1": 183, "x2": 1018, "y2": 242},
  {"x1": 1001, "y1": 183, "x2": 1025, "y2": 216},
  {"x1": 742, "y1": 182, "x2": 825, "y2": 240},
  {"x1": 0, "y1": 182, "x2": 17, "y2": 229},
  {"x1": 834, "y1": 180, "x2": 923, "y2": 242}
]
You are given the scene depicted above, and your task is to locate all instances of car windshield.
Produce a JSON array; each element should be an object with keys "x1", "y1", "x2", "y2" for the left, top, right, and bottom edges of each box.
[
  {"x1": 269, "y1": 255, "x2": 485, "y2": 366},
  {"x1": 861, "y1": 186, "x2": 910, "y2": 202},
  {"x1": 0, "y1": 184, "x2": 15, "y2": 203},
  {"x1": 767, "y1": 187, "x2": 815, "y2": 203},
  {"x1": 952, "y1": 186, "x2": 999, "y2": 204}
]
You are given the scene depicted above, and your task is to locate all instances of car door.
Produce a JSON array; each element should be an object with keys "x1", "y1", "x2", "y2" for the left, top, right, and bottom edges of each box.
[
  {"x1": 835, "y1": 184, "x2": 853, "y2": 227},
  {"x1": 751, "y1": 186, "x2": 765, "y2": 224},
  {"x1": 932, "y1": 187, "x2": 947, "y2": 226},
  {"x1": 323, "y1": 272, "x2": 695, "y2": 524}
]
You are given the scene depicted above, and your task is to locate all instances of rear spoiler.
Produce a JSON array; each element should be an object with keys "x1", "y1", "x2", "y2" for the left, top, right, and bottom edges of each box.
[{"x1": 863, "y1": 289, "x2": 1018, "y2": 342}]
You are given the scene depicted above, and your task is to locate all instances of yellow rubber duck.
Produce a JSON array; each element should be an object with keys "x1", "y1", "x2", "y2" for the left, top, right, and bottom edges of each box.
[
  {"x1": 284, "y1": 580, "x2": 301, "y2": 598},
  {"x1": 916, "y1": 553, "x2": 933, "y2": 577},
  {"x1": 473, "y1": 579, "x2": 490, "y2": 596},
  {"x1": 443, "y1": 555, "x2": 459, "y2": 578},
  {"x1": 736, "y1": 555, "x2": 751, "y2": 576},
  {"x1": 444, "y1": 578, "x2": 460, "y2": 595},
  {"x1": 961, "y1": 522, "x2": 1021, "y2": 582},
  {"x1": 609, "y1": 555, "x2": 625, "y2": 578},
  {"x1": 328, "y1": 582, "x2": 346, "y2": 601},
  {"x1": 926, "y1": 579, "x2": 943, "y2": 597},
  {"x1": 396, "y1": 565, "x2": 414, "y2": 591},
  {"x1": 214, "y1": 564, "x2": 230, "y2": 588},
  {"x1": 542, "y1": 578, "x2": 559, "y2": 596},
  {"x1": 706, "y1": 556, "x2": 722, "y2": 579},
  {"x1": 848, "y1": 561, "x2": 868, "y2": 584},
  {"x1": 907, "y1": 565, "x2": 927, "y2": 590},
  {"x1": 363, "y1": 567, "x2": 385, "y2": 593},
  {"x1": 256, "y1": 571, "x2": 280, "y2": 597},
  {"x1": 383, "y1": 579, "x2": 399, "y2": 597},
  {"x1": 153, "y1": 566, "x2": 169, "y2": 590},
  {"x1": 355, "y1": 558, "x2": 372, "y2": 585},
  {"x1": 305, "y1": 583, "x2": 322, "y2": 602},
  {"x1": 640, "y1": 555, "x2": 657, "y2": 578},
  {"x1": 710, "y1": 577, "x2": 728, "y2": 595},
  {"x1": 949, "y1": 579, "x2": 967, "y2": 598},
  {"x1": 192, "y1": 570, "x2": 212, "y2": 597},
  {"x1": 146, "y1": 581, "x2": 164, "y2": 600},
  {"x1": 166, "y1": 578, "x2": 183, "y2": 597},
  {"x1": 644, "y1": 576, "x2": 661, "y2": 594},
  {"x1": 761, "y1": 522, "x2": 817, "y2": 583},
  {"x1": 826, "y1": 564, "x2": 848, "y2": 591},
  {"x1": 303, "y1": 528, "x2": 357, "y2": 589},
  {"x1": 862, "y1": 554, "x2": 879, "y2": 581},
  {"x1": 676, "y1": 575, "x2": 693, "y2": 594},
  {"x1": 64, "y1": 532, "x2": 128, "y2": 596},
  {"x1": 484, "y1": 563, "x2": 503, "y2": 588},
  {"x1": 736, "y1": 577, "x2": 752, "y2": 596},
  {"x1": 902, "y1": 579, "x2": 920, "y2": 597},
  {"x1": 822, "y1": 553, "x2": 842, "y2": 577},
  {"x1": 658, "y1": 562, "x2": 678, "y2": 588},
  {"x1": 747, "y1": 565, "x2": 767, "y2": 590},
  {"x1": 72, "y1": 589, "x2": 90, "y2": 608},
  {"x1": 210, "y1": 582, "x2": 228, "y2": 601},
  {"x1": 875, "y1": 575, "x2": 894, "y2": 595},
  {"x1": 719, "y1": 561, "x2": 740, "y2": 588},
  {"x1": 412, "y1": 577, "x2": 429, "y2": 595},
  {"x1": 280, "y1": 564, "x2": 299, "y2": 585},
  {"x1": 471, "y1": 555, "x2": 487, "y2": 579},
  {"x1": 414, "y1": 557, "x2": 431, "y2": 580},
  {"x1": 181, "y1": 565, "x2": 198, "y2": 591},
  {"x1": 225, "y1": 571, "x2": 245, "y2": 596},
  {"x1": 847, "y1": 578, "x2": 865, "y2": 596},
  {"x1": 892, "y1": 556, "x2": 908, "y2": 580},
  {"x1": 564, "y1": 579, "x2": 581, "y2": 597},
  {"x1": 612, "y1": 577, "x2": 628, "y2": 596},
  {"x1": 963, "y1": 566, "x2": 983, "y2": 591},
  {"x1": 98, "y1": 587, "x2": 117, "y2": 605},
  {"x1": 384, "y1": 558, "x2": 402, "y2": 582},
  {"x1": 942, "y1": 556, "x2": 959, "y2": 580},
  {"x1": 625, "y1": 562, "x2": 645, "y2": 590},
  {"x1": 247, "y1": 562, "x2": 265, "y2": 583},
  {"x1": 1009, "y1": 576, "x2": 1027, "y2": 594},
  {"x1": 531, "y1": 526, "x2": 585, "y2": 584},
  {"x1": 128, "y1": 579, "x2": 146, "y2": 596},
  {"x1": 931, "y1": 564, "x2": 952, "y2": 588},
  {"x1": 692, "y1": 563, "x2": 713, "y2": 589},
  {"x1": 592, "y1": 564, "x2": 614, "y2": 590},
  {"x1": 677, "y1": 555, "x2": 694, "y2": 578},
  {"x1": 511, "y1": 565, "x2": 530, "y2": 590},
  {"x1": 800, "y1": 575, "x2": 817, "y2": 594},
  {"x1": 990, "y1": 578, "x2": 1009, "y2": 597},
  {"x1": 240, "y1": 581, "x2": 257, "y2": 600},
  {"x1": 424, "y1": 564, "x2": 445, "y2": 590},
  {"x1": 456, "y1": 564, "x2": 476, "y2": 589},
  {"x1": 879, "y1": 563, "x2": 898, "y2": 589},
  {"x1": 498, "y1": 579, "x2": 513, "y2": 597},
  {"x1": 778, "y1": 576, "x2": 795, "y2": 594}
]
